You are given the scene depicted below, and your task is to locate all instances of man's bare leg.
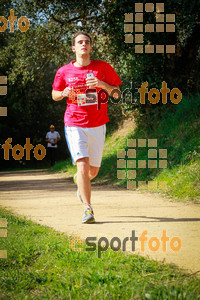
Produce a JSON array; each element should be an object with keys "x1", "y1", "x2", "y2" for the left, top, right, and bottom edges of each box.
[
  {"x1": 76, "y1": 157, "x2": 91, "y2": 206},
  {"x1": 76, "y1": 157, "x2": 99, "y2": 206},
  {"x1": 89, "y1": 165, "x2": 99, "y2": 180}
]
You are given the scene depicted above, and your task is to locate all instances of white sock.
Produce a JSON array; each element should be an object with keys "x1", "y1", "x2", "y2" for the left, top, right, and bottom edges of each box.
[{"x1": 84, "y1": 203, "x2": 92, "y2": 210}]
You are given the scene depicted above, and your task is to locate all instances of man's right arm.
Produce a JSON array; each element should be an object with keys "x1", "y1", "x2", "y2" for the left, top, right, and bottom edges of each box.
[
  {"x1": 52, "y1": 90, "x2": 64, "y2": 101},
  {"x1": 46, "y1": 133, "x2": 50, "y2": 143},
  {"x1": 52, "y1": 87, "x2": 72, "y2": 101}
]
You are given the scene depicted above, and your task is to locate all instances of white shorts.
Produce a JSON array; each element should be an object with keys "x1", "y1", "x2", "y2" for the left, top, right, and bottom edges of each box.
[{"x1": 64, "y1": 124, "x2": 106, "y2": 167}]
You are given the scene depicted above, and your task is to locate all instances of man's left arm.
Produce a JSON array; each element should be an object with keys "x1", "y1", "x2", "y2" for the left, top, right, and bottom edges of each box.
[
  {"x1": 54, "y1": 132, "x2": 61, "y2": 144},
  {"x1": 86, "y1": 77, "x2": 120, "y2": 98}
]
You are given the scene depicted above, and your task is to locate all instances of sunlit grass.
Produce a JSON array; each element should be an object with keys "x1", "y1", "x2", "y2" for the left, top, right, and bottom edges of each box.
[
  {"x1": 0, "y1": 209, "x2": 199, "y2": 299},
  {"x1": 155, "y1": 160, "x2": 200, "y2": 203}
]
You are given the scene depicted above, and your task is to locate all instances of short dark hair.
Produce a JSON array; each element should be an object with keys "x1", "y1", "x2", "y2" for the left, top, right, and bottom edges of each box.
[{"x1": 72, "y1": 32, "x2": 92, "y2": 46}]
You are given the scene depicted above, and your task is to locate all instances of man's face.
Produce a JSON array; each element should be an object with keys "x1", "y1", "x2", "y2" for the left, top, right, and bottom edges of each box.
[
  {"x1": 50, "y1": 128, "x2": 55, "y2": 132},
  {"x1": 72, "y1": 34, "x2": 92, "y2": 57}
]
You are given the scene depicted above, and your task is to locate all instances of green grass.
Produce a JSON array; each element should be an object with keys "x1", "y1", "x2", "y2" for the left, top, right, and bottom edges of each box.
[
  {"x1": 154, "y1": 159, "x2": 200, "y2": 203},
  {"x1": 129, "y1": 93, "x2": 200, "y2": 203},
  {"x1": 52, "y1": 158, "x2": 76, "y2": 175},
  {"x1": 0, "y1": 209, "x2": 200, "y2": 299}
]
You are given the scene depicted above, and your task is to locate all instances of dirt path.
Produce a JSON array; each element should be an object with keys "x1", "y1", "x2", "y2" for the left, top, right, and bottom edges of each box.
[{"x1": 0, "y1": 170, "x2": 200, "y2": 274}]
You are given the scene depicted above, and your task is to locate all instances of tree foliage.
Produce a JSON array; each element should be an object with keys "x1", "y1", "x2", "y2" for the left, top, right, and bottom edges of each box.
[{"x1": 0, "y1": 0, "x2": 199, "y2": 169}]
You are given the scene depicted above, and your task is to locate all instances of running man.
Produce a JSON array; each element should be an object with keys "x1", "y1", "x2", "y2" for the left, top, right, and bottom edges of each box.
[{"x1": 52, "y1": 31, "x2": 121, "y2": 223}]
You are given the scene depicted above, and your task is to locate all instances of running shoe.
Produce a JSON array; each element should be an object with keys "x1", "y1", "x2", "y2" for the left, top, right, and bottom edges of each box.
[
  {"x1": 82, "y1": 207, "x2": 95, "y2": 224},
  {"x1": 73, "y1": 173, "x2": 78, "y2": 185},
  {"x1": 73, "y1": 173, "x2": 83, "y2": 203}
]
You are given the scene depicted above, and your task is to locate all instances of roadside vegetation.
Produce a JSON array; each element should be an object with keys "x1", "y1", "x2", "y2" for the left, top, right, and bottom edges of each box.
[{"x1": 53, "y1": 94, "x2": 200, "y2": 203}]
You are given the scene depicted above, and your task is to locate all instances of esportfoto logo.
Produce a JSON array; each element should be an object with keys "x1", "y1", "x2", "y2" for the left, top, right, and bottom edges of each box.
[
  {"x1": 124, "y1": 3, "x2": 176, "y2": 54},
  {"x1": 69, "y1": 230, "x2": 181, "y2": 258}
]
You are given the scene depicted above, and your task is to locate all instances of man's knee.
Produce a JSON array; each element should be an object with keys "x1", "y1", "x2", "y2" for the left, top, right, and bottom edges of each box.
[
  {"x1": 90, "y1": 166, "x2": 99, "y2": 179},
  {"x1": 77, "y1": 158, "x2": 90, "y2": 177}
]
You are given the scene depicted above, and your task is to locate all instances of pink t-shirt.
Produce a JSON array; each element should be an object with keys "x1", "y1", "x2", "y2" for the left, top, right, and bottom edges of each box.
[{"x1": 52, "y1": 60, "x2": 122, "y2": 127}]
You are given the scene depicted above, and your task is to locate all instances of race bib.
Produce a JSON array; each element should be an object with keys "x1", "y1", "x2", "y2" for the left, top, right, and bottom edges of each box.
[{"x1": 77, "y1": 92, "x2": 97, "y2": 106}]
